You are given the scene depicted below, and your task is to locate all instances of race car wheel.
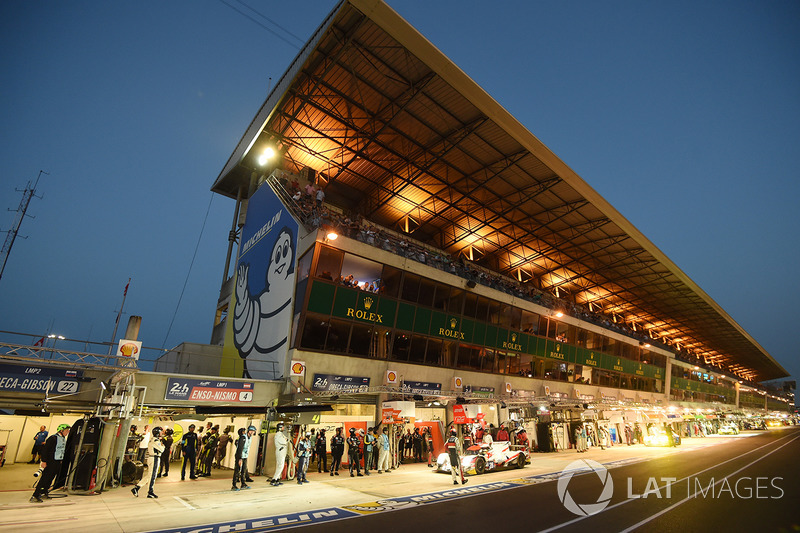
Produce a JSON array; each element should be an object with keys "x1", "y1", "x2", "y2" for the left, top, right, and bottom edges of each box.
[
  {"x1": 516, "y1": 454, "x2": 526, "y2": 469},
  {"x1": 475, "y1": 457, "x2": 486, "y2": 475}
]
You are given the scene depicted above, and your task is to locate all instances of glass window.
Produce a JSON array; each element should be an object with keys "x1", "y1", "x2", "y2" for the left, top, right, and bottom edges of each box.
[
  {"x1": 341, "y1": 253, "x2": 383, "y2": 290},
  {"x1": 297, "y1": 249, "x2": 313, "y2": 282},
  {"x1": 539, "y1": 316, "x2": 550, "y2": 338},
  {"x1": 509, "y1": 307, "x2": 522, "y2": 330},
  {"x1": 391, "y1": 333, "x2": 410, "y2": 361},
  {"x1": 401, "y1": 273, "x2": 421, "y2": 303},
  {"x1": 325, "y1": 319, "x2": 351, "y2": 354},
  {"x1": 605, "y1": 336, "x2": 617, "y2": 356},
  {"x1": 409, "y1": 336, "x2": 427, "y2": 363},
  {"x1": 456, "y1": 345, "x2": 482, "y2": 371},
  {"x1": 576, "y1": 328, "x2": 588, "y2": 347},
  {"x1": 521, "y1": 310, "x2": 539, "y2": 334},
  {"x1": 300, "y1": 314, "x2": 329, "y2": 351},
  {"x1": 463, "y1": 292, "x2": 478, "y2": 318},
  {"x1": 439, "y1": 340, "x2": 457, "y2": 367},
  {"x1": 380, "y1": 265, "x2": 402, "y2": 298},
  {"x1": 519, "y1": 354, "x2": 533, "y2": 377},
  {"x1": 432, "y1": 284, "x2": 449, "y2": 311},
  {"x1": 418, "y1": 278, "x2": 436, "y2": 307},
  {"x1": 488, "y1": 300, "x2": 503, "y2": 325},
  {"x1": 349, "y1": 322, "x2": 373, "y2": 356},
  {"x1": 494, "y1": 350, "x2": 507, "y2": 374},
  {"x1": 371, "y1": 327, "x2": 391, "y2": 359},
  {"x1": 426, "y1": 339, "x2": 442, "y2": 365},
  {"x1": 447, "y1": 288, "x2": 465, "y2": 315},
  {"x1": 314, "y1": 245, "x2": 342, "y2": 280},
  {"x1": 554, "y1": 322, "x2": 569, "y2": 343},
  {"x1": 475, "y1": 297, "x2": 490, "y2": 322},
  {"x1": 585, "y1": 330, "x2": 599, "y2": 350}
]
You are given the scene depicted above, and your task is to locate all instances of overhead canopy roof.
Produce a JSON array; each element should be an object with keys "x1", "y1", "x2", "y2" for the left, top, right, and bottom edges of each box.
[{"x1": 212, "y1": 0, "x2": 786, "y2": 382}]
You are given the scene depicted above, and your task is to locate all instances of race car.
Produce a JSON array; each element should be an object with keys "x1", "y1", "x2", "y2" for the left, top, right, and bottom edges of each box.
[
  {"x1": 436, "y1": 441, "x2": 529, "y2": 475},
  {"x1": 643, "y1": 428, "x2": 681, "y2": 447},
  {"x1": 718, "y1": 425, "x2": 739, "y2": 435}
]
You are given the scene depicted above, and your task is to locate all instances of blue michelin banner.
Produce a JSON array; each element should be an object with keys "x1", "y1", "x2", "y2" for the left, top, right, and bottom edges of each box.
[
  {"x1": 228, "y1": 181, "x2": 299, "y2": 380},
  {"x1": 164, "y1": 377, "x2": 254, "y2": 403},
  {"x1": 311, "y1": 373, "x2": 370, "y2": 393},
  {"x1": 401, "y1": 381, "x2": 442, "y2": 395},
  {"x1": 0, "y1": 363, "x2": 82, "y2": 394}
]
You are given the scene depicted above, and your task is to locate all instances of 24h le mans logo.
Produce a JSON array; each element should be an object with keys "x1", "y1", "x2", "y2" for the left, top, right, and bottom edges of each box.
[{"x1": 557, "y1": 459, "x2": 614, "y2": 516}]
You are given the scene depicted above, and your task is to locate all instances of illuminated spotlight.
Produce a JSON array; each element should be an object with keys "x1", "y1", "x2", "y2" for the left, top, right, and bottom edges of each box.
[
  {"x1": 257, "y1": 147, "x2": 276, "y2": 166},
  {"x1": 555, "y1": 311, "x2": 563, "y2": 318},
  {"x1": 327, "y1": 232, "x2": 338, "y2": 241}
]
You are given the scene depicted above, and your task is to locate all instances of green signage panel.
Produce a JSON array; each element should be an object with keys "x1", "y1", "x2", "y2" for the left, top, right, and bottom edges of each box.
[
  {"x1": 396, "y1": 302, "x2": 415, "y2": 331},
  {"x1": 307, "y1": 280, "x2": 336, "y2": 315},
  {"x1": 414, "y1": 307, "x2": 431, "y2": 335}
]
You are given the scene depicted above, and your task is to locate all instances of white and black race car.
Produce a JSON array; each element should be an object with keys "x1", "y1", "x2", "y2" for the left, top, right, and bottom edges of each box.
[{"x1": 436, "y1": 441, "x2": 529, "y2": 475}]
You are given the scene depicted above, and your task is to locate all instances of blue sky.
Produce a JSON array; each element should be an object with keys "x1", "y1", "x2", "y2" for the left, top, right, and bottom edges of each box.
[{"x1": 1, "y1": 1, "x2": 798, "y2": 390}]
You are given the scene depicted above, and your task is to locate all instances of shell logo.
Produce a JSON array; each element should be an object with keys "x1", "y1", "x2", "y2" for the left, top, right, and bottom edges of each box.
[
  {"x1": 291, "y1": 362, "x2": 305, "y2": 375},
  {"x1": 387, "y1": 371, "x2": 397, "y2": 383},
  {"x1": 505, "y1": 382, "x2": 512, "y2": 393},
  {"x1": 454, "y1": 377, "x2": 463, "y2": 388},
  {"x1": 119, "y1": 343, "x2": 139, "y2": 357}
]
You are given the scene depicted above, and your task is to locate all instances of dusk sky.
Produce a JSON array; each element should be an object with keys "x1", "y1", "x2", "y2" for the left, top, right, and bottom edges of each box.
[{"x1": 1, "y1": 1, "x2": 798, "y2": 390}]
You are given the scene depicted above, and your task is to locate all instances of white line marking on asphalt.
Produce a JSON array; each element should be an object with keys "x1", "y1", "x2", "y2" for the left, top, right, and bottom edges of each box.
[
  {"x1": 537, "y1": 430, "x2": 800, "y2": 533},
  {"x1": 618, "y1": 432, "x2": 800, "y2": 533},
  {"x1": 174, "y1": 496, "x2": 197, "y2": 510}
]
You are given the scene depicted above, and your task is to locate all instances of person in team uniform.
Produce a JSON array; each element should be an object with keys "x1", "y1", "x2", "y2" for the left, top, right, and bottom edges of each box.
[
  {"x1": 330, "y1": 427, "x2": 344, "y2": 476},
  {"x1": 132, "y1": 426, "x2": 164, "y2": 499},
  {"x1": 315, "y1": 429, "x2": 328, "y2": 473},
  {"x1": 346, "y1": 428, "x2": 363, "y2": 477},
  {"x1": 180, "y1": 424, "x2": 199, "y2": 480},
  {"x1": 445, "y1": 427, "x2": 468, "y2": 486},
  {"x1": 232, "y1": 426, "x2": 255, "y2": 491},
  {"x1": 158, "y1": 428, "x2": 174, "y2": 477},
  {"x1": 270, "y1": 422, "x2": 288, "y2": 486},
  {"x1": 30, "y1": 424, "x2": 70, "y2": 503}
]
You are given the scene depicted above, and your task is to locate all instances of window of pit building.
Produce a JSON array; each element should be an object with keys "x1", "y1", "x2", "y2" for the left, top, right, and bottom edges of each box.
[
  {"x1": 297, "y1": 249, "x2": 313, "y2": 281},
  {"x1": 408, "y1": 336, "x2": 427, "y2": 364},
  {"x1": 380, "y1": 265, "x2": 402, "y2": 297},
  {"x1": 392, "y1": 333, "x2": 411, "y2": 361},
  {"x1": 475, "y1": 295, "x2": 490, "y2": 322},
  {"x1": 521, "y1": 309, "x2": 539, "y2": 334},
  {"x1": 300, "y1": 314, "x2": 329, "y2": 350},
  {"x1": 456, "y1": 345, "x2": 485, "y2": 372},
  {"x1": 463, "y1": 292, "x2": 478, "y2": 318},
  {"x1": 326, "y1": 318, "x2": 351, "y2": 354},
  {"x1": 592, "y1": 369, "x2": 620, "y2": 388},
  {"x1": 400, "y1": 273, "x2": 421, "y2": 302},
  {"x1": 314, "y1": 245, "x2": 342, "y2": 280},
  {"x1": 348, "y1": 322, "x2": 373, "y2": 356},
  {"x1": 418, "y1": 278, "x2": 436, "y2": 307},
  {"x1": 341, "y1": 253, "x2": 383, "y2": 290},
  {"x1": 433, "y1": 284, "x2": 449, "y2": 311},
  {"x1": 447, "y1": 288, "x2": 466, "y2": 315}
]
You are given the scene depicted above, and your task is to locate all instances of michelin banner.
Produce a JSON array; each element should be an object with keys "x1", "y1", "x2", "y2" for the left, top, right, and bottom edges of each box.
[{"x1": 221, "y1": 182, "x2": 299, "y2": 380}]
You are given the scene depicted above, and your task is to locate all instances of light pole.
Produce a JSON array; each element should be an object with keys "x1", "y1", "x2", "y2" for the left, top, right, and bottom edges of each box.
[{"x1": 47, "y1": 334, "x2": 65, "y2": 360}]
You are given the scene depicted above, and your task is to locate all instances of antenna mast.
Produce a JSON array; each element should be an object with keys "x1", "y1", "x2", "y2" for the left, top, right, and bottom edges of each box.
[{"x1": 0, "y1": 170, "x2": 48, "y2": 282}]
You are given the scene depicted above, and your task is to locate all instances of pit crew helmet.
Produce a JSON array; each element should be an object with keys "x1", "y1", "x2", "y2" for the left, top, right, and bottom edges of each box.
[
  {"x1": 152, "y1": 426, "x2": 163, "y2": 438},
  {"x1": 248, "y1": 425, "x2": 257, "y2": 432},
  {"x1": 57, "y1": 423, "x2": 71, "y2": 432}
]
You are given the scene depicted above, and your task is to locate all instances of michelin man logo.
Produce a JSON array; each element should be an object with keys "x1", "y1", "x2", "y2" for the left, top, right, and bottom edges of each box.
[
  {"x1": 557, "y1": 459, "x2": 613, "y2": 516},
  {"x1": 233, "y1": 226, "x2": 295, "y2": 379}
]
